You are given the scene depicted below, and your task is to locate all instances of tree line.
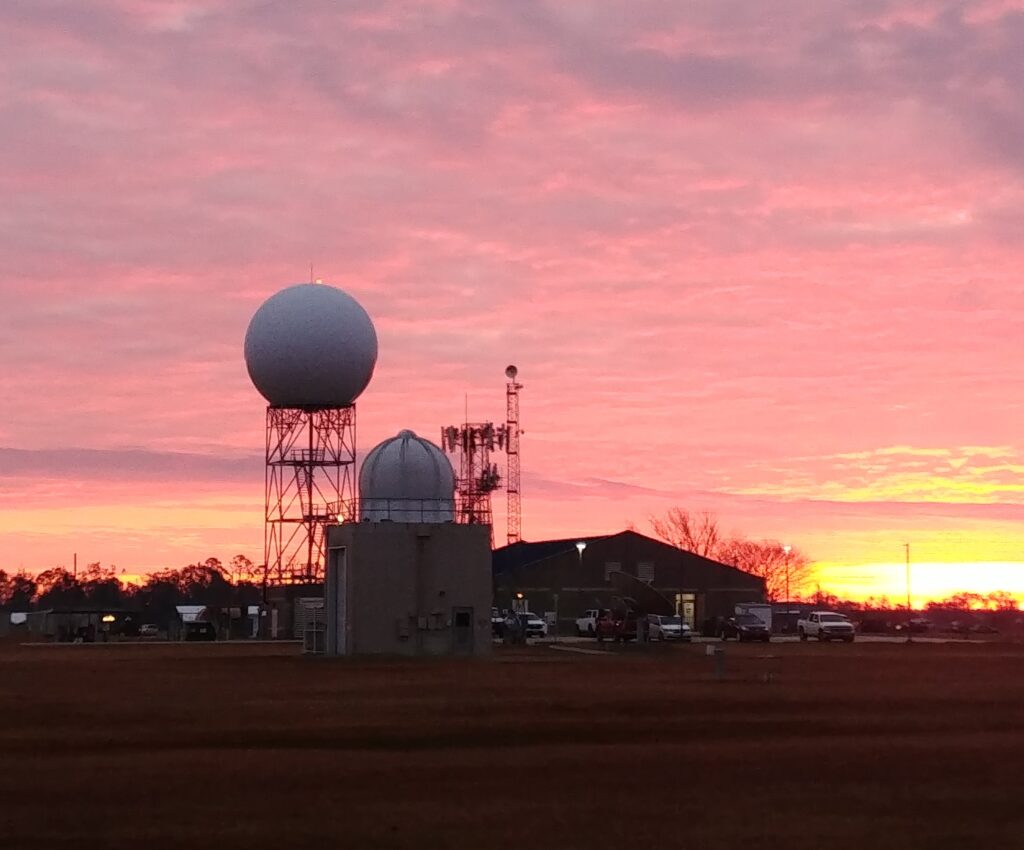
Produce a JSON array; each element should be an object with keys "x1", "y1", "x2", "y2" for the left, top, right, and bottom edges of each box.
[{"x1": 0, "y1": 556, "x2": 264, "y2": 625}]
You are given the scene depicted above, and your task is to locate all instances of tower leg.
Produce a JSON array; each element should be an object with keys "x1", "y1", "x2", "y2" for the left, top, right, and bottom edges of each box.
[{"x1": 265, "y1": 406, "x2": 356, "y2": 584}]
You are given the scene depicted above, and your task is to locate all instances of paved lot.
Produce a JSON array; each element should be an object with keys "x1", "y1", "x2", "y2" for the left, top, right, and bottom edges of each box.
[{"x1": 529, "y1": 632, "x2": 984, "y2": 645}]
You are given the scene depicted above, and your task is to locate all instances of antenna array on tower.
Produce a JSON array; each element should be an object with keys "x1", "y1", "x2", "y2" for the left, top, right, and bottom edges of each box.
[{"x1": 441, "y1": 366, "x2": 524, "y2": 549}]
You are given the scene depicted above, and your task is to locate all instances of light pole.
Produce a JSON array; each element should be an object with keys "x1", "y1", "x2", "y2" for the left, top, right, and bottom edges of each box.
[
  {"x1": 782, "y1": 544, "x2": 792, "y2": 635},
  {"x1": 904, "y1": 542, "x2": 912, "y2": 644},
  {"x1": 573, "y1": 542, "x2": 586, "y2": 641}
]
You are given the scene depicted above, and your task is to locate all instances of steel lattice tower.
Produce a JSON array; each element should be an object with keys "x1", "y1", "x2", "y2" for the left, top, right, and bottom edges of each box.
[
  {"x1": 440, "y1": 422, "x2": 503, "y2": 547},
  {"x1": 265, "y1": 406, "x2": 356, "y2": 584},
  {"x1": 505, "y1": 366, "x2": 522, "y2": 545}
]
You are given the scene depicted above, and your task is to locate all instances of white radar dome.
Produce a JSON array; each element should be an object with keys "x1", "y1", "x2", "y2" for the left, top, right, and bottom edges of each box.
[
  {"x1": 244, "y1": 283, "x2": 378, "y2": 409},
  {"x1": 360, "y1": 430, "x2": 456, "y2": 523}
]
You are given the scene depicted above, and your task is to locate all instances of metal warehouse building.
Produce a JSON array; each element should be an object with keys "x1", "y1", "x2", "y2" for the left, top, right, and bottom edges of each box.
[{"x1": 493, "y1": 530, "x2": 766, "y2": 635}]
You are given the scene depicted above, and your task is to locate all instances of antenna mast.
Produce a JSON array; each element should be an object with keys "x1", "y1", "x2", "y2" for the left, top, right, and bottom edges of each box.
[
  {"x1": 505, "y1": 365, "x2": 522, "y2": 545},
  {"x1": 440, "y1": 421, "x2": 502, "y2": 547}
]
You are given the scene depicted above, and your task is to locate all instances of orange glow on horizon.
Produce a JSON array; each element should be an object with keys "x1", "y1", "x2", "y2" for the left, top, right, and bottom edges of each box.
[{"x1": 808, "y1": 561, "x2": 1024, "y2": 609}]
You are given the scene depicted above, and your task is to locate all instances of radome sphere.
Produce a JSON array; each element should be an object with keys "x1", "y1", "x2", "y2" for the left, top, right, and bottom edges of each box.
[
  {"x1": 360, "y1": 430, "x2": 456, "y2": 523},
  {"x1": 244, "y1": 283, "x2": 378, "y2": 408}
]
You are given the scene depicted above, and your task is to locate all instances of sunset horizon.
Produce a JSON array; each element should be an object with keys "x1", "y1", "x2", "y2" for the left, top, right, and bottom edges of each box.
[{"x1": 2, "y1": 1, "x2": 1022, "y2": 609}]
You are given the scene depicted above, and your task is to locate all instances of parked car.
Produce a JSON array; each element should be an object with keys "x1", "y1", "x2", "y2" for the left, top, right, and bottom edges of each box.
[
  {"x1": 576, "y1": 609, "x2": 601, "y2": 636},
  {"x1": 798, "y1": 611, "x2": 855, "y2": 642},
  {"x1": 139, "y1": 623, "x2": 159, "y2": 638},
  {"x1": 183, "y1": 621, "x2": 216, "y2": 642},
  {"x1": 720, "y1": 613, "x2": 771, "y2": 642},
  {"x1": 858, "y1": 617, "x2": 892, "y2": 634},
  {"x1": 894, "y1": 617, "x2": 931, "y2": 635},
  {"x1": 519, "y1": 611, "x2": 548, "y2": 638},
  {"x1": 596, "y1": 610, "x2": 638, "y2": 643},
  {"x1": 648, "y1": 614, "x2": 692, "y2": 642}
]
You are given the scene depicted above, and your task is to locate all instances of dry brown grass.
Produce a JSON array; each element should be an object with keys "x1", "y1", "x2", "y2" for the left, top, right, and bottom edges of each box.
[{"x1": 1, "y1": 640, "x2": 1023, "y2": 850}]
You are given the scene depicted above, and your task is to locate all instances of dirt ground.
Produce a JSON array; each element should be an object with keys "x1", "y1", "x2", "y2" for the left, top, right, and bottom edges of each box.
[{"x1": 1, "y1": 640, "x2": 1023, "y2": 850}]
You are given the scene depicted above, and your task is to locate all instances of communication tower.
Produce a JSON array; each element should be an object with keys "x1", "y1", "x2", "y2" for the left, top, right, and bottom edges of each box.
[
  {"x1": 441, "y1": 366, "x2": 524, "y2": 549},
  {"x1": 440, "y1": 422, "x2": 504, "y2": 546},
  {"x1": 505, "y1": 365, "x2": 523, "y2": 545},
  {"x1": 244, "y1": 283, "x2": 378, "y2": 584}
]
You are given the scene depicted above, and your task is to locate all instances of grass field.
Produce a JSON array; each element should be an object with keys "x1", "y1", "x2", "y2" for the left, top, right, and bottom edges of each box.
[{"x1": 2, "y1": 640, "x2": 1023, "y2": 850}]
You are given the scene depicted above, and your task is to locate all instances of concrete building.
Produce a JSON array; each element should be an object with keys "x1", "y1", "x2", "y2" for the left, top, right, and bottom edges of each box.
[
  {"x1": 493, "y1": 530, "x2": 766, "y2": 636},
  {"x1": 325, "y1": 521, "x2": 492, "y2": 656},
  {"x1": 264, "y1": 584, "x2": 324, "y2": 639}
]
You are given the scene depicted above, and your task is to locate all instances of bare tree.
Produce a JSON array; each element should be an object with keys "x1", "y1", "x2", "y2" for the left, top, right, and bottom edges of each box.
[
  {"x1": 649, "y1": 509, "x2": 722, "y2": 558},
  {"x1": 716, "y1": 538, "x2": 811, "y2": 602}
]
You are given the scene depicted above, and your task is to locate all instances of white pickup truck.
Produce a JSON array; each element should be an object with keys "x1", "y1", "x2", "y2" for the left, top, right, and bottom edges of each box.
[
  {"x1": 576, "y1": 609, "x2": 601, "y2": 636},
  {"x1": 798, "y1": 611, "x2": 855, "y2": 642}
]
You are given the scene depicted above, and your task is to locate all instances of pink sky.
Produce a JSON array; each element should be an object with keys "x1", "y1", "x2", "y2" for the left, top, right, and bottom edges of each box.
[{"x1": 1, "y1": 0, "x2": 1023, "y2": 601}]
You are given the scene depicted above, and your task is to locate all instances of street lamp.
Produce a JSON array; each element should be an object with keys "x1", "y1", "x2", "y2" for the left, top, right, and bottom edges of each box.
[
  {"x1": 573, "y1": 543, "x2": 587, "y2": 641},
  {"x1": 904, "y1": 543, "x2": 912, "y2": 644},
  {"x1": 782, "y1": 544, "x2": 792, "y2": 605}
]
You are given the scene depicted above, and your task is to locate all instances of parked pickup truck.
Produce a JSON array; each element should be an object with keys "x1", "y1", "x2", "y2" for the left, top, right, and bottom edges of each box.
[
  {"x1": 798, "y1": 611, "x2": 855, "y2": 642},
  {"x1": 576, "y1": 609, "x2": 602, "y2": 636},
  {"x1": 595, "y1": 610, "x2": 638, "y2": 643}
]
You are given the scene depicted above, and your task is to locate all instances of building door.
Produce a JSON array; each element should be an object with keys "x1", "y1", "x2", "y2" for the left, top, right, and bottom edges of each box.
[
  {"x1": 452, "y1": 606, "x2": 474, "y2": 655},
  {"x1": 325, "y1": 546, "x2": 348, "y2": 655},
  {"x1": 675, "y1": 593, "x2": 697, "y2": 629}
]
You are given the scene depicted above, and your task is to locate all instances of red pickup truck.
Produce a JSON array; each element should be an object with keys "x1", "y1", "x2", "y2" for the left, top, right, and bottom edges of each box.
[{"x1": 595, "y1": 610, "x2": 638, "y2": 643}]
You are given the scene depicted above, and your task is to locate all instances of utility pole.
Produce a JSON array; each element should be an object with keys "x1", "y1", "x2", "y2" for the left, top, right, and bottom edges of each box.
[{"x1": 904, "y1": 542, "x2": 912, "y2": 644}]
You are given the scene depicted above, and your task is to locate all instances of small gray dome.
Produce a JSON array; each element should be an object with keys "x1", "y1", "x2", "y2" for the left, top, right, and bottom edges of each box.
[{"x1": 360, "y1": 430, "x2": 456, "y2": 523}]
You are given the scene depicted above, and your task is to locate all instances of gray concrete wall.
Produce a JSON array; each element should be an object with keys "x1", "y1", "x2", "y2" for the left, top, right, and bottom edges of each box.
[{"x1": 327, "y1": 522, "x2": 492, "y2": 657}]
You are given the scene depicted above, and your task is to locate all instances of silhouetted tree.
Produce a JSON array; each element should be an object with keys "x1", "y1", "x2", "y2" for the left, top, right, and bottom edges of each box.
[
  {"x1": 230, "y1": 554, "x2": 256, "y2": 583},
  {"x1": 926, "y1": 591, "x2": 1019, "y2": 612},
  {"x1": 7, "y1": 553, "x2": 267, "y2": 618},
  {"x1": 74, "y1": 563, "x2": 126, "y2": 608},
  {"x1": 650, "y1": 508, "x2": 813, "y2": 601},
  {"x1": 134, "y1": 569, "x2": 185, "y2": 626},
  {"x1": 177, "y1": 560, "x2": 233, "y2": 604},
  {"x1": 716, "y1": 538, "x2": 812, "y2": 602},
  {"x1": 0, "y1": 570, "x2": 38, "y2": 609},
  {"x1": 649, "y1": 509, "x2": 723, "y2": 558},
  {"x1": 34, "y1": 568, "x2": 87, "y2": 609}
]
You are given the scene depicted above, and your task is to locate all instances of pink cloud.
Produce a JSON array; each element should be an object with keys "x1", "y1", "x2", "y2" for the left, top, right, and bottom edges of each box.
[{"x1": 1, "y1": 1, "x2": 1022, "y2": 596}]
